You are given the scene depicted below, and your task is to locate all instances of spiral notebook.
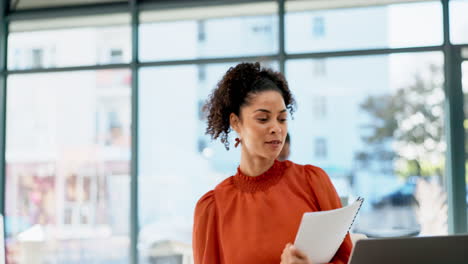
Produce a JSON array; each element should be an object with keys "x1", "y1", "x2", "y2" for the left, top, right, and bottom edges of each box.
[{"x1": 294, "y1": 197, "x2": 364, "y2": 264}]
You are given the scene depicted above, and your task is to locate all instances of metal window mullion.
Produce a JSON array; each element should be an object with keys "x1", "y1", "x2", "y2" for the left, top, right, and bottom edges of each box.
[
  {"x1": 442, "y1": 0, "x2": 467, "y2": 234},
  {"x1": 286, "y1": 45, "x2": 443, "y2": 59},
  {"x1": 6, "y1": 2, "x2": 129, "y2": 22},
  {"x1": 139, "y1": 0, "x2": 273, "y2": 11},
  {"x1": 138, "y1": 55, "x2": 279, "y2": 68},
  {"x1": 0, "y1": 0, "x2": 9, "y2": 263},
  {"x1": 6, "y1": 63, "x2": 130, "y2": 75},
  {"x1": 130, "y1": 0, "x2": 139, "y2": 264},
  {"x1": 2, "y1": 45, "x2": 447, "y2": 75},
  {"x1": 278, "y1": 0, "x2": 285, "y2": 74},
  {"x1": 0, "y1": 0, "x2": 8, "y2": 219},
  {"x1": 6, "y1": 0, "x2": 274, "y2": 21}
]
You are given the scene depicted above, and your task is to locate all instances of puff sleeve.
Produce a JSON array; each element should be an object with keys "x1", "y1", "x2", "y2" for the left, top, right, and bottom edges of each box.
[
  {"x1": 305, "y1": 165, "x2": 353, "y2": 264},
  {"x1": 193, "y1": 190, "x2": 222, "y2": 264}
]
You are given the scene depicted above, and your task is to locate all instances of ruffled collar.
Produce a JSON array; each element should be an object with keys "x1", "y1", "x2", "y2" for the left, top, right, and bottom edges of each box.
[{"x1": 232, "y1": 160, "x2": 286, "y2": 192}]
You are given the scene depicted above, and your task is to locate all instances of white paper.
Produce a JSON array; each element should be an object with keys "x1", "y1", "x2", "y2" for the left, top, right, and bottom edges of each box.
[{"x1": 294, "y1": 198, "x2": 363, "y2": 264}]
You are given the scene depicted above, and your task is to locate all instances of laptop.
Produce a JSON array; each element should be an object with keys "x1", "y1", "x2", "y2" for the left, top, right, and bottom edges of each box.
[{"x1": 348, "y1": 234, "x2": 468, "y2": 264}]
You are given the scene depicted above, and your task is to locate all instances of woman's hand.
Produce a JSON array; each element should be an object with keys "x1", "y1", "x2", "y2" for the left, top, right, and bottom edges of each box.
[{"x1": 280, "y1": 243, "x2": 313, "y2": 264}]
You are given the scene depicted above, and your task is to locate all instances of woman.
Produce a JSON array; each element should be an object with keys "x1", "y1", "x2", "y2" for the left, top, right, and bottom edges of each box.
[
  {"x1": 193, "y1": 62, "x2": 352, "y2": 264},
  {"x1": 278, "y1": 133, "x2": 291, "y2": 161}
]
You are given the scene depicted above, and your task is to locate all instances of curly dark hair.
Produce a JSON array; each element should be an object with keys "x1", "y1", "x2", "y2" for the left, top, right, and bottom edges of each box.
[{"x1": 203, "y1": 62, "x2": 295, "y2": 150}]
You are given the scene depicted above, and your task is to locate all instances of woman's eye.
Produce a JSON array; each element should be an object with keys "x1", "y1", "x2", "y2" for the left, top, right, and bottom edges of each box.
[
  {"x1": 279, "y1": 119, "x2": 287, "y2": 122},
  {"x1": 257, "y1": 118, "x2": 268, "y2": 122}
]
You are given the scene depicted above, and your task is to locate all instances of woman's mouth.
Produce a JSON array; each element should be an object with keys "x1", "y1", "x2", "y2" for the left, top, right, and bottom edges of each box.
[{"x1": 266, "y1": 140, "x2": 282, "y2": 149}]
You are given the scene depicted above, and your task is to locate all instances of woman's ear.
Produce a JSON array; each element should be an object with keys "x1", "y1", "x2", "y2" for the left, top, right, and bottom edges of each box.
[{"x1": 230, "y1": 113, "x2": 240, "y2": 134}]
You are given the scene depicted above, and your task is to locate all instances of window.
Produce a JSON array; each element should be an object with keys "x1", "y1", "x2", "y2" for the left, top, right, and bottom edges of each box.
[
  {"x1": 197, "y1": 20, "x2": 206, "y2": 42},
  {"x1": 12, "y1": 49, "x2": 21, "y2": 69},
  {"x1": 450, "y1": 0, "x2": 468, "y2": 44},
  {"x1": 198, "y1": 65, "x2": 206, "y2": 82},
  {"x1": 314, "y1": 138, "x2": 328, "y2": 158},
  {"x1": 139, "y1": 2, "x2": 278, "y2": 61},
  {"x1": 31, "y1": 48, "x2": 44, "y2": 68},
  {"x1": 7, "y1": 14, "x2": 131, "y2": 69},
  {"x1": 64, "y1": 173, "x2": 94, "y2": 225},
  {"x1": 252, "y1": 24, "x2": 272, "y2": 34},
  {"x1": 110, "y1": 49, "x2": 124, "y2": 63},
  {"x1": 312, "y1": 16, "x2": 325, "y2": 38},
  {"x1": 2, "y1": 1, "x2": 466, "y2": 263},
  {"x1": 312, "y1": 96, "x2": 327, "y2": 119},
  {"x1": 312, "y1": 59, "x2": 326, "y2": 77},
  {"x1": 139, "y1": 65, "x2": 225, "y2": 264},
  {"x1": 286, "y1": 1, "x2": 442, "y2": 53},
  {"x1": 138, "y1": 62, "x2": 276, "y2": 263},
  {"x1": 5, "y1": 69, "x2": 131, "y2": 263},
  {"x1": 287, "y1": 52, "x2": 446, "y2": 236}
]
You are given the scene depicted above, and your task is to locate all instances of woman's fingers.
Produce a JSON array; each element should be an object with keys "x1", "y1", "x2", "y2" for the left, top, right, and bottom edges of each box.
[
  {"x1": 289, "y1": 245, "x2": 309, "y2": 260},
  {"x1": 281, "y1": 244, "x2": 313, "y2": 264},
  {"x1": 281, "y1": 243, "x2": 291, "y2": 264}
]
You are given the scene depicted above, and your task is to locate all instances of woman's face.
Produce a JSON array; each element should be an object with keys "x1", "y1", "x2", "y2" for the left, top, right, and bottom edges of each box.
[{"x1": 231, "y1": 90, "x2": 288, "y2": 161}]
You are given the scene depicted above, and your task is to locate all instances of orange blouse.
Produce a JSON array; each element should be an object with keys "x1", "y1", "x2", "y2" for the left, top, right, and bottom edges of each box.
[{"x1": 193, "y1": 160, "x2": 352, "y2": 264}]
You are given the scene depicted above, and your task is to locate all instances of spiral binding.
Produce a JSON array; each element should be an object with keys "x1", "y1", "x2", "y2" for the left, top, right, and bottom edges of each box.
[{"x1": 347, "y1": 197, "x2": 364, "y2": 233}]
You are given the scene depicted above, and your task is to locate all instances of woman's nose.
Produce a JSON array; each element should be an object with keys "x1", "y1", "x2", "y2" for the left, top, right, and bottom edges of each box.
[{"x1": 270, "y1": 123, "x2": 282, "y2": 134}]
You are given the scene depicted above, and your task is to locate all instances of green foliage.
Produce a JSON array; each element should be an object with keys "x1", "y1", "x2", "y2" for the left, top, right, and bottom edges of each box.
[{"x1": 357, "y1": 64, "x2": 445, "y2": 178}]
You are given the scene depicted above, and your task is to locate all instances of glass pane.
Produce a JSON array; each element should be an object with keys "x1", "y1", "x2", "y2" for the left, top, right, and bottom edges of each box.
[
  {"x1": 11, "y1": 0, "x2": 127, "y2": 10},
  {"x1": 8, "y1": 14, "x2": 131, "y2": 70},
  {"x1": 5, "y1": 69, "x2": 131, "y2": 264},
  {"x1": 286, "y1": 1, "x2": 442, "y2": 53},
  {"x1": 138, "y1": 61, "x2": 277, "y2": 264},
  {"x1": 286, "y1": 52, "x2": 447, "y2": 237},
  {"x1": 450, "y1": 0, "x2": 468, "y2": 44},
  {"x1": 139, "y1": 3, "x2": 278, "y2": 61}
]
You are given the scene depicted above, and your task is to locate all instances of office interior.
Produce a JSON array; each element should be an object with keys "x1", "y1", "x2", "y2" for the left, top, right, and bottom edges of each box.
[{"x1": 0, "y1": 0, "x2": 467, "y2": 263}]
